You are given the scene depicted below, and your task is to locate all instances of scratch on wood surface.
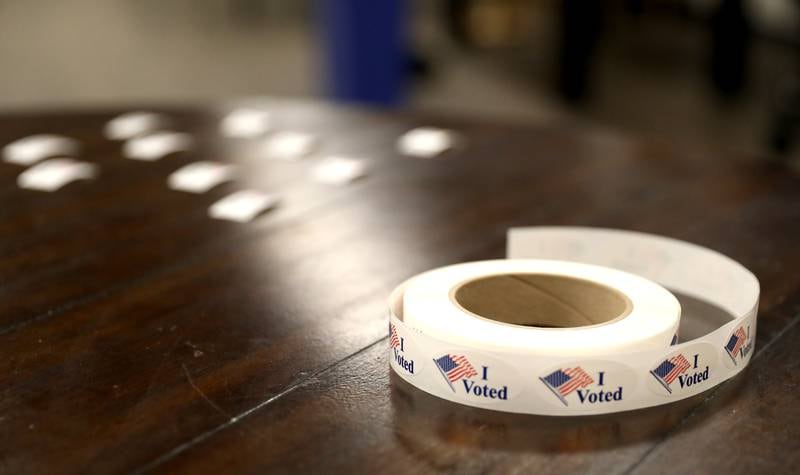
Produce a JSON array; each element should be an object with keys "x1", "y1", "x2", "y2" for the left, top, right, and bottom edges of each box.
[
  {"x1": 124, "y1": 335, "x2": 184, "y2": 422},
  {"x1": 182, "y1": 363, "x2": 233, "y2": 421}
]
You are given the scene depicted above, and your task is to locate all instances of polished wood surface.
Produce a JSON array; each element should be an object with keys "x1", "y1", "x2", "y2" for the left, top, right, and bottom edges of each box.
[{"x1": 1, "y1": 101, "x2": 799, "y2": 474}]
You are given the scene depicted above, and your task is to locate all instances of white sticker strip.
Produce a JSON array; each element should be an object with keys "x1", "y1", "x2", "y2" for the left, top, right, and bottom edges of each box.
[
  {"x1": 311, "y1": 156, "x2": 367, "y2": 186},
  {"x1": 208, "y1": 190, "x2": 279, "y2": 222},
  {"x1": 17, "y1": 158, "x2": 97, "y2": 192},
  {"x1": 168, "y1": 161, "x2": 235, "y2": 193},
  {"x1": 3, "y1": 135, "x2": 80, "y2": 166},
  {"x1": 220, "y1": 108, "x2": 272, "y2": 138},
  {"x1": 397, "y1": 127, "x2": 456, "y2": 158},
  {"x1": 261, "y1": 131, "x2": 317, "y2": 161},
  {"x1": 389, "y1": 227, "x2": 759, "y2": 416},
  {"x1": 123, "y1": 132, "x2": 193, "y2": 161}
]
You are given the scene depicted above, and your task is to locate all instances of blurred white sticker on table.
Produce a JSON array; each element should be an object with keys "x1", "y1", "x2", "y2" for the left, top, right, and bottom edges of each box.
[
  {"x1": 209, "y1": 190, "x2": 279, "y2": 222},
  {"x1": 168, "y1": 161, "x2": 235, "y2": 193},
  {"x1": 312, "y1": 156, "x2": 367, "y2": 186},
  {"x1": 220, "y1": 109, "x2": 272, "y2": 138},
  {"x1": 397, "y1": 127, "x2": 455, "y2": 158},
  {"x1": 262, "y1": 131, "x2": 317, "y2": 161},
  {"x1": 17, "y1": 158, "x2": 97, "y2": 192},
  {"x1": 3, "y1": 134, "x2": 80, "y2": 166},
  {"x1": 123, "y1": 131, "x2": 193, "y2": 161},
  {"x1": 104, "y1": 112, "x2": 166, "y2": 140}
]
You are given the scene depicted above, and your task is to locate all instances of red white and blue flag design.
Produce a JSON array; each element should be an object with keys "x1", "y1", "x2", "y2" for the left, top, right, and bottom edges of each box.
[
  {"x1": 725, "y1": 327, "x2": 747, "y2": 364},
  {"x1": 650, "y1": 354, "x2": 691, "y2": 393},
  {"x1": 389, "y1": 323, "x2": 400, "y2": 349},
  {"x1": 539, "y1": 367, "x2": 593, "y2": 406},
  {"x1": 434, "y1": 354, "x2": 477, "y2": 392}
]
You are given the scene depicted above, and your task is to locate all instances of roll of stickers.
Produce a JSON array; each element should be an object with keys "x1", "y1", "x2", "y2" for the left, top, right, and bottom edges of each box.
[{"x1": 388, "y1": 227, "x2": 759, "y2": 415}]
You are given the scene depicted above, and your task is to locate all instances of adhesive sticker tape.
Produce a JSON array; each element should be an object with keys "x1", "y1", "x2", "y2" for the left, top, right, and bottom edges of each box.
[{"x1": 388, "y1": 227, "x2": 759, "y2": 415}]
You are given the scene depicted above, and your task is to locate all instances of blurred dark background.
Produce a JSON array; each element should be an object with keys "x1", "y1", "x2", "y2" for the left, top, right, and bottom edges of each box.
[{"x1": 2, "y1": 0, "x2": 798, "y2": 159}]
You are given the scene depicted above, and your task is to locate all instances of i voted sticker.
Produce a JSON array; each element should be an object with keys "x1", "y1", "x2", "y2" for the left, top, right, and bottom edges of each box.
[
  {"x1": 104, "y1": 112, "x2": 166, "y2": 140},
  {"x1": 208, "y1": 190, "x2": 279, "y2": 222},
  {"x1": 647, "y1": 343, "x2": 718, "y2": 397},
  {"x1": 397, "y1": 127, "x2": 456, "y2": 158},
  {"x1": 388, "y1": 322, "x2": 424, "y2": 378},
  {"x1": 220, "y1": 109, "x2": 272, "y2": 138},
  {"x1": 17, "y1": 158, "x2": 97, "y2": 192},
  {"x1": 722, "y1": 319, "x2": 755, "y2": 369},
  {"x1": 536, "y1": 361, "x2": 636, "y2": 410},
  {"x1": 123, "y1": 131, "x2": 193, "y2": 161},
  {"x1": 431, "y1": 352, "x2": 521, "y2": 403},
  {"x1": 3, "y1": 135, "x2": 79, "y2": 166},
  {"x1": 168, "y1": 161, "x2": 235, "y2": 193},
  {"x1": 261, "y1": 131, "x2": 317, "y2": 161},
  {"x1": 311, "y1": 157, "x2": 367, "y2": 186}
]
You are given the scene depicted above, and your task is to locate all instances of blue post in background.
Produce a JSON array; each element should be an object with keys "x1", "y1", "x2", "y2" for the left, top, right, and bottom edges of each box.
[{"x1": 319, "y1": 0, "x2": 407, "y2": 107}]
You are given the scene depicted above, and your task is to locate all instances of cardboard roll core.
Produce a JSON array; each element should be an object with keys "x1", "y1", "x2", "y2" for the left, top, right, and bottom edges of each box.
[{"x1": 452, "y1": 273, "x2": 633, "y2": 328}]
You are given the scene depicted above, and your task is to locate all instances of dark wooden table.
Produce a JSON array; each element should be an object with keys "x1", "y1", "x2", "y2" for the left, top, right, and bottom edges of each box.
[{"x1": 1, "y1": 101, "x2": 799, "y2": 474}]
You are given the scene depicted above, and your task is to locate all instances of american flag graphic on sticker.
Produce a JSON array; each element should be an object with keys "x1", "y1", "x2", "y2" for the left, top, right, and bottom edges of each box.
[
  {"x1": 539, "y1": 367, "x2": 593, "y2": 406},
  {"x1": 650, "y1": 354, "x2": 691, "y2": 393},
  {"x1": 433, "y1": 354, "x2": 477, "y2": 392},
  {"x1": 725, "y1": 327, "x2": 747, "y2": 365},
  {"x1": 389, "y1": 323, "x2": 400, "y2": 349}
]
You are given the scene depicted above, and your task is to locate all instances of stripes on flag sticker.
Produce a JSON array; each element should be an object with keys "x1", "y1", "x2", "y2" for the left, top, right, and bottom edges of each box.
[
  {"x1": 433, "y1": 354, "x2": 477, "y2": 392},
  {"x1": 649, "y1": 354, "x2": 691, "y2": 393},
  {"x1": 389, "y1": 323, "x2": 401, "y2": 349},
  {"x1": 724, "y1": 326, "x2": 748, "y2": 365},
  {"x1": 539, "y1": 367, "x2": 593, "y2": 406}
]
